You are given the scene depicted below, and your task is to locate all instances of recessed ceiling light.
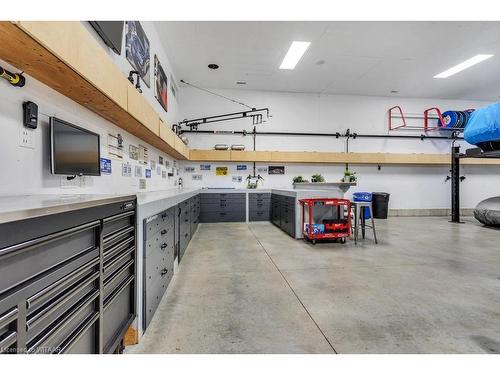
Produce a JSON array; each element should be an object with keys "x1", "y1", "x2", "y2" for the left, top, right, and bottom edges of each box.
[
  {"x1": 434, "y1": 54, "x2": 493, "y2": 79},
  {"x1": 208, "y1": 63, "x2": 219, "y2": 70},
  {"x1": 279, "y1": 41, "x2": 311, "y2": 70}
]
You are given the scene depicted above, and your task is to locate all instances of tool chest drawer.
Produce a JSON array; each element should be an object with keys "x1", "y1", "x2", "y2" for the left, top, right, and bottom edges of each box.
[
  {"x1": 249, "y1": 210, "x2": 270, "y2": 221},
  {"x1": 201, "y1": 193, "x2": 246, "y2": 201},
  {"x1": 0, "y1": 307, "x2": 18, "y2": 354},
  {"x1": 200, "y1": 211, "x2": 246, "y2": 223},
  {"x1": 249, "y1": 193, "x2": 271, "y2": 201},
  {"x1": 0, "y1": 221, "x2": 100, "y2": 296}
]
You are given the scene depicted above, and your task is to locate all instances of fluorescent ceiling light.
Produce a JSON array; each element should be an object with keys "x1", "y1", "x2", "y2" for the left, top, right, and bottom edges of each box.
[
  {"x1": 279, "y1": 41, "x2": 311, "y2": 70},
  {"x1": 434, "y1": 54, "x2": 494, "y2": 78}
]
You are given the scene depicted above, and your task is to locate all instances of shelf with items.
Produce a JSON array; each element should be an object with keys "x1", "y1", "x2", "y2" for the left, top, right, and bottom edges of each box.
[{"x1": 0, "y1": 21, "x2": 187, "y2": 159}]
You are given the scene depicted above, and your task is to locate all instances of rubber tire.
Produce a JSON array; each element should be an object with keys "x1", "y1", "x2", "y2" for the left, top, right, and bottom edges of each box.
[
  {"x1": 312, "y1": 239, "x2": 316, "y2": 245},
  {"x1": 340, "y1": 237, "x2": 346, "y2": 244}
]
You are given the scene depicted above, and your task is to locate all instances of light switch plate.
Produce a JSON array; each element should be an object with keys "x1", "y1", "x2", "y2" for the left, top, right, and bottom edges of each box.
[{"x1": 19, "y1": 128, "x2": 35, "y2": 149}]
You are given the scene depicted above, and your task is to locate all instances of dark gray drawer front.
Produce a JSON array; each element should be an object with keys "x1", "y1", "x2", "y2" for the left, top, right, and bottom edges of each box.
[
  {"x1": 249, "y1": 210, "x2": 271, "y2": 221},
  {"x1": 249, "y1": 200, "x2": 270, "y2": 210},
  {"x1": 249, "y1": 193, "x2": 271, "y2": 200},
  {"x1": 201, "y1": 193, "x2": 245, "y2": 201},
  {"x1": 200, "y1": 211, "x2": 246, "y2": 223},
  {"x1": 201, "y1": 201, "x2": 245, "y2": 212},
  {"x1": 0, "y1": 222, "x2": 99, "y2": 295}
]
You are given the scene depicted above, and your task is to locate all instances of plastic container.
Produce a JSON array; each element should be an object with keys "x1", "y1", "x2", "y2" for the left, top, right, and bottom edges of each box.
[
  {"x1": 352, "y1": 192, "x2": 372, "y2": 202},
  {"x1": 372, "y1": 192, "x2": 390, "y2": 219}
]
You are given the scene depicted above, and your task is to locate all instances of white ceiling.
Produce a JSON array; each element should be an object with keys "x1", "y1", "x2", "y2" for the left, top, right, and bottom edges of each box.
[{"x1": 154, "y1": 21, "x2": 500, "y2": 100}]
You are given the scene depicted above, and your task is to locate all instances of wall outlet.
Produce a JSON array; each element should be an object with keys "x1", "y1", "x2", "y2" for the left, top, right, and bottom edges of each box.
[{"x1": 19, "y1": 128, "x2": 35, "y2": 149}]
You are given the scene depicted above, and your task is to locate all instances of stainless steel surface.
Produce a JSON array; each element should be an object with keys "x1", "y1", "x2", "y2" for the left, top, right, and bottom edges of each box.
[{"x1": 0, "y1": 194, "x2": 136, "y2": 224}]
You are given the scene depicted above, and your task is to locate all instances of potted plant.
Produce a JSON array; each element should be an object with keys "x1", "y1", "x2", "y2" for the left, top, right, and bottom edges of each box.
[
  {"x1": 293, "y1": 176, "x2": 309, "y2": 183},
  {"x1": 311, "y1": 173, "x2": 325, "y2": 183}
]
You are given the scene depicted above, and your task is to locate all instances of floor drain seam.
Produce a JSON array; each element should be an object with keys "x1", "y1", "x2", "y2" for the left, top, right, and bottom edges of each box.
[{"x1": 249, "y1": 226, "x2": 339, "y2": 354}]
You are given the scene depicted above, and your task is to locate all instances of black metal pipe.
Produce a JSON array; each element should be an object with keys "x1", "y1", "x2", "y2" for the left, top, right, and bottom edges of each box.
[
  {"x1": 181, "y1": 129, "x2": 463, "y2": 140},
  {"x1": 450, "y1": 145, "x2": 462, "y2": 223}
]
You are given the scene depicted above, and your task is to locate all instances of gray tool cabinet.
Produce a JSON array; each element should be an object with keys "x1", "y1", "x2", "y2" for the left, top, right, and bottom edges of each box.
[
  {"x1": 0, "y1": 197, "x2": 137, "y2": 354},
  {"x1": 249, "y1": 192, "x2": 271, "y2": 221},
  {"x1": 142, "y1": 194, "x2": 200, "y2": 331},
  {"x1": 200, "y1": 193, "x2": 246, "y2": 223},
  {"x1": 270, "y1": 193, "x2": 296, "y2": 237},
  {"x1": 142, "y1": 206, "x2": 175, "y2": 330}
]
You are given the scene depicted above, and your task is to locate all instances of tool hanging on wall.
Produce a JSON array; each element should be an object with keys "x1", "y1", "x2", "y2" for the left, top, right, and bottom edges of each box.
[
  {"x1": 0, "y1": 66, "x2": 25, "y2": 87},
  {"x1": 172, "y1": 79, "x2": 271, "y2": 133}
]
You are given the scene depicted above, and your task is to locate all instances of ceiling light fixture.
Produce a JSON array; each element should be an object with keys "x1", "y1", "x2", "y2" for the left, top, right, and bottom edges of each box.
[
  {"x1": 279, "y1": 41, "x2": 311, "y2": 70},
  {"x1": 208, "y1": 64, "x2": 219, "y2": 70},
  {"x1": 434, "y1": 54, "x2": 493, "y2": 79}
]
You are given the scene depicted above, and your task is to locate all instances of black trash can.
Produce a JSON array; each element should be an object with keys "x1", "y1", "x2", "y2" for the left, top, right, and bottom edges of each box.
[{"x1": 372, "y1": 192, "x2": 390, "y2": 219}]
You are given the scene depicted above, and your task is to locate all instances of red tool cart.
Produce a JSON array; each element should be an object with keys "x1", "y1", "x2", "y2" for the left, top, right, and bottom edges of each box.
[{"x1": 299, "y1": 198, "x2": 351, "y2": 245}]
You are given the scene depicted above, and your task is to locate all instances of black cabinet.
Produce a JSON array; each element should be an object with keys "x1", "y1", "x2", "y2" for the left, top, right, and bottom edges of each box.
[
  {"x1": 270, "y1": 194, "x2": 296, "y2": 237},
  {"x1": 200, "y1": 193, "x2": 246, "y2": 223},
  {"x1": 0, "y1": 197, "x2": 137, "y2": 354}
]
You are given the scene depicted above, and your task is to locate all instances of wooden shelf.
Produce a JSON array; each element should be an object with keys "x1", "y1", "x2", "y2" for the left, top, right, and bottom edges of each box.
[
  {"x1": 0, "y1": 21, "x2": 187, "y2": 160},
  {"x1": 188, "y1": 149, "x2": 500, "y2": 166}
]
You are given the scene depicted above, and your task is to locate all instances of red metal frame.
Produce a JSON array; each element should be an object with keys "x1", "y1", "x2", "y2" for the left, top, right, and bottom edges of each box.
[
  {"x1": 423, "y1": 107, "x2": 446, "y2": 132},
  {"x1": 388, "y1": 106, "x2": 407, "y2": 131},
  {"x1": 299, "y1": 198, "x2": 351, "y2": 242}
]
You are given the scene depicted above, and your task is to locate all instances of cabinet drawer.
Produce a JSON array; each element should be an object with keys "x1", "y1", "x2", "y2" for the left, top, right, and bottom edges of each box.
[
  {"x1": 0, "y1": 221, "x2": 99, "y2": 295},
  {"x1": 0, "y1": 307, "x2": 18, "y2": 354},
  {"x1": 201, "y1": 193, "x2": 245, "y2": 201},
  {"x1": 200, "y1": 211, "x2": 246, "y2": 223},
  {"x1": 102, "y1": 211, "x2": 135, "y2": 238},
  {"x1": 249, "y1": 193, "x2": 271, "y2": 200},
  {"x1": 249, "y1": 210, "x2": 270, "y2": 221}
]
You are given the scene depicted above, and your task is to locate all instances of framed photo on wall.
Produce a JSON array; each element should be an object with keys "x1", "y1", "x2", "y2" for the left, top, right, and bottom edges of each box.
[
  {"x1": 125, "y1": 21, "x2": 151, "y2": 87},
  {"x1": 154, "y1": 55, "x2": 168, "y2": 112}
]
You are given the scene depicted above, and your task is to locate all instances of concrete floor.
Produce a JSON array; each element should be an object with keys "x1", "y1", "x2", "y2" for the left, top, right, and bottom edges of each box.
[{"x1": 127, "y1": 217, "x2": 500, "y2": 354}]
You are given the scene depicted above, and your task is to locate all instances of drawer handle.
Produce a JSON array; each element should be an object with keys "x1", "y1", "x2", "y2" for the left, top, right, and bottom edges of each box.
[
  {"x1": 161, "y1": 243, "x2": 168, "y2": 250},
  {"x1": 57, "y1": 311, "x2": 99, "y2": 354},
  {"x1": 0, "y1": 307, "x2": 18, "y2": 327},
  {"x1": 0, "y1": 331, "x2": 17, "y2": 353},
  {"x1": 184, "y1": 233, "x2": 188, "y2": 238},
  {"x1": 27, "y1": 271, "x2": 99, "y2": 331},
  {"x1": 103, "y1": 246, "x2": 135, "y2": 273},
  {"x1": 26, "y1": 257, "x2": 99, "y2": 310},
  {"x1": 161, "y1": 229, "x2": 168, "y2": 235},
  {"x1": 104, "y1": 275, "x2": 134, "y2": 310},
  {"x1": 104, "y1": 259, "x2": 134, "y2": 290},
  {"x1": 27, "y1": 289, "x2": 99, "y2": 353},
  {"x1": 160, "y1": 268, "x2": 168, "y2": 277},
  {"x1": 161, "y1": 213, "x2": 167, "y2": 219}
]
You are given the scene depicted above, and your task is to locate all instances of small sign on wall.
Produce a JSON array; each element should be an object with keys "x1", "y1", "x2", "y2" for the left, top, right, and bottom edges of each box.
[
  {"x1": 192, "y1": 174, "x2": 203, "y2": 181},
  {"x1": 121, "y1": 162, "x2": 132, "y2": 177},
  {"x1": 236, "y1": 165, "x2": 247, "y2": 171},
  {"x1": 268, "y1": 166, "x2": 285, "y2": 175},
  {"x1": 100, "y1": 158, "x2": 112, "y2": 174},
  {"x1": 135, "y1": 165, "x2": 143, "y2": 177},
  {"x1": 184, "y1": 166, "x2": 195, "y2": 173},
  {"x1": 232, "y1": 176, "x2": 243, "y2": 182},
  {"x1": 129, "y1": 145, "x2": 139, "y2": 160},
  {"x1": 145, "y1": 169, "x2": 152, "y2": 178},
  {"x1": 216, "y1": 167, "x2": 228, "y2": 176},
  {"x1": 200, "y1": 164, "x2": 211, "y2": 170},
  {"x1": 257, "y1": 167, "x2": 268, "y2": 173}
]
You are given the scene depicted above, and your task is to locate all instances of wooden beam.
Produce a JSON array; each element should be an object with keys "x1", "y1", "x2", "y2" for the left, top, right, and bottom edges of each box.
[
  {"x1": 0, "y1": 22, "x2": 186, "y2": 160},
  {"x1": 189, "y1": 149, "x2": 231, "y2": 161}
]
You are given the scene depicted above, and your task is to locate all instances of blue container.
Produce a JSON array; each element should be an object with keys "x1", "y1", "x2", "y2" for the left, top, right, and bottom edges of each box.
[
  {"x1": 352, "y1": 192, "x2": 372, "y2": 219},
  {"x1": 353, "y1": 192, "x2": 372, "y2": 202},
  {"x1": 305, "y1": 223, "x2": 325, "y2": 235}
]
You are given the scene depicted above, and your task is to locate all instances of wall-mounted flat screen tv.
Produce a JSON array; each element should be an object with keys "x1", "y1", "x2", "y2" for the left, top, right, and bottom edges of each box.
[
  {"x1": 50, "y1": 117, "x2": 101, "y2": 176},
  {"x1": 89, "y1": 21, "x2": 124, "y2": 55}
]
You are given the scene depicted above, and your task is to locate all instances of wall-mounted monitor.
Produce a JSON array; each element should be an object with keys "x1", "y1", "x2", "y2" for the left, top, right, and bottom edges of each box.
[
  {"x1": 50, "y1": 117, "x2": 101, "y2": 176},
  {"x1": 89, "y1": 21, "x2": 124, "y2": 55}
]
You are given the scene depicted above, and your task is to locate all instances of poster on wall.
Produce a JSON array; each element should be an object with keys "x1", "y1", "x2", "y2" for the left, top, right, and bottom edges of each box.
[
  {"x1": 162, "y1": 170, "x2": 167, "y2": 179},
  {"x1": 129, "y1": 144, "x2": 139, "y2": 160},
  {"x1": 184, "y1": 166, "x2": 195, "y2": 173},
  {"x1": 200, "y1": 164, "x2": 211, "y2": 171},
  {"x1": 268, "y1": 166, "x2": 285, "y2": 175},
  {"x1": 159, "y1": 156, "x2": 164, "y2": 165},
  {"x1": 139, "y1": 145, "x2": 149, "y2": 165},
  {"x1": 154, "y1": 55, "x2": 168, "y2": 112},
  {"x1": 236, "y1": 165, "x2": 247, "y2": 171},
  {"x1": 100, "y1": 158, "x2": 112, "y2": 174},
  {"x1": 107, "y1": 133, "x2": 123, "y2": 160},
  {"x1": 192, "y1": 174, "x2": 202, "y2": 181},
  {"x1": 125, "y1": 21, "x2": 150, "y2": 87},
  {"x1": 232, "y1": 176, "x2": 243, "y2": 182},
  {"x1": 122, "y1": 162, "x2": 132, "y2": 177},
  {"x1": 145, "y1": 169, "x2": 152, "y2": 178},
  {"x1": 216, "y1": 167, "x2": 228, "y2": 176},
  {"x1": 257, "y1": 167, "x2": 268, "y2": 173},
  {"x1": 134, "y1": 165, "x2": 143, "y2": 177}
]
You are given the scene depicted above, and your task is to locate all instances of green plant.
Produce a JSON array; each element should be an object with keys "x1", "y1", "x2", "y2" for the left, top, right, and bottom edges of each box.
[
  {"x1": 311, "y1": 174, "x2": 325, "y2": 183},
  {"x1": 293, "y1": 176, "x2": 308, "y2": 183}
]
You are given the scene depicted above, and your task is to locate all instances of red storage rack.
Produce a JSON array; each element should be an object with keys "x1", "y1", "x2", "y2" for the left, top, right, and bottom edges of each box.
[{"x1": 299, "y1": 198, "x2": 351, "y2": 245}]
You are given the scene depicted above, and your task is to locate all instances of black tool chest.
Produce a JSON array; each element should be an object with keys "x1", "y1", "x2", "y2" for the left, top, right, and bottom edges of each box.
[
  {"x1": 200, "y1": 193, "x2": 246, "y2": 222},
  {"x1": 0, "y1": 197, "x2": 137, "y2": 354},
  {"x1": 270, "y1": 194, "x2": 296, "y2": 237}
]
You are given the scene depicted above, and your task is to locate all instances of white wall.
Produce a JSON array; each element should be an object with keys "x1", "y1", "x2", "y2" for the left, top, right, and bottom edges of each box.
[
  {"x1": 0, "y1": 22, "x2": 183, "y2": 196},
  {"x1": 179, "y1": 88, "x2": 500, "y2": 209}
]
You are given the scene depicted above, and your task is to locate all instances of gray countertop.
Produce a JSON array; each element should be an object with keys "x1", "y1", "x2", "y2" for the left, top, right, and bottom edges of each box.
[{"x1": 0, "y1": 194, "x2": 136, "y2": 224}]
